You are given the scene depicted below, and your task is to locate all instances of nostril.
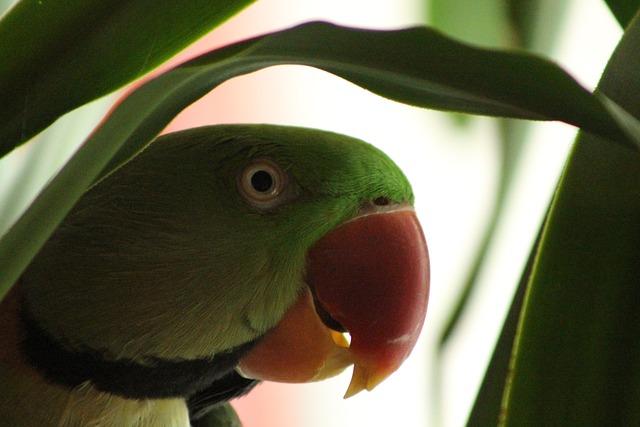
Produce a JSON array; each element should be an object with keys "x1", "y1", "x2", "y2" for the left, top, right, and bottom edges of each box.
[{"x1": 373, "y1": 196, "x2": 390, "y2": 206}]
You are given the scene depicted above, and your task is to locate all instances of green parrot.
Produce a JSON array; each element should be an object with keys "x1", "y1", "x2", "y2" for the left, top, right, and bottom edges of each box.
[{"x1": 0, "y1": 124, "x2": 430, "y2": 426}]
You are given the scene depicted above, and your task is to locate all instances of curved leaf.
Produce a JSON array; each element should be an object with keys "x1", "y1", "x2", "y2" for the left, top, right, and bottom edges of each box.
[
  {"x1": 0, "y1": 0, "x2": 255, "y2": 155},
  {"x1": 0, "y1": 21, "x2": 628, "y2": 303},
  {"x1": 0, "y1": 15, "x2": 629, "y2": 161},
  {"x1": 501, "y1": 8, "x2": 640, "y2": 426},
  {"x1": 216, "y1": 23, "x2": 621, "y2": 140}
]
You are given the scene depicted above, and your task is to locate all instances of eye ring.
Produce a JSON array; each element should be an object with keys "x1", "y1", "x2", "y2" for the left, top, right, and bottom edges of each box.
[{"x1": 238, "y1": 160, "x2": 287, "y2": 208}]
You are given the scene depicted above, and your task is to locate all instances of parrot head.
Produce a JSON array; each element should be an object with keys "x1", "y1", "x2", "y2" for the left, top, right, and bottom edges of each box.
[{"x1": 18, "y1": 124, "x2": 429, "y2": 407}]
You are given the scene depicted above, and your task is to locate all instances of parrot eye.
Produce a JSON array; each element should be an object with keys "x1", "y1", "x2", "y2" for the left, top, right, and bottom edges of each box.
[{"x1": 239, "y1": 160, "x2": 288, "y2": 209}]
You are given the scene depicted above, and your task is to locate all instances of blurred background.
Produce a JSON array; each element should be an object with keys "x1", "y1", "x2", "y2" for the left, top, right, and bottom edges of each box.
[{"x1": 0, "y1": 0, "x2": 622, "y2": 425}]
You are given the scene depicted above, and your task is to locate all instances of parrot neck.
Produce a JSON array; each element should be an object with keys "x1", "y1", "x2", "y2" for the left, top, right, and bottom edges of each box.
[
  {"x1": 18, "y1": 296, "x2": 259, "y2": 401},
  {"x1": 2, "y1": 289, "x2": 191, "y2": 426}
]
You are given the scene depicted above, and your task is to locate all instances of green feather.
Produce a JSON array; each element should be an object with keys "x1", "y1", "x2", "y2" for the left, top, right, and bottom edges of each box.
[{"x1": 20, "y1": 124, "x2": 413, "y2": 362}]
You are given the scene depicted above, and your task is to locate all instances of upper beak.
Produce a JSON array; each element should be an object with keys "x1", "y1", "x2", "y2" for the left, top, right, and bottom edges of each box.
[{"x1": 237, "y1": 204, "x2": 430, "y2": 398}]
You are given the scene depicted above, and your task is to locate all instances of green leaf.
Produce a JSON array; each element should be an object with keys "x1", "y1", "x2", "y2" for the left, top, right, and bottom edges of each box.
[
  {"x1": 192, "y1": 22, "x2": 625, "y2": 140},
  {"x1": 501, "y1": 8, "x2": 640, "y2": 426},
  {"x1": 0, "y1": 0, "x2": 255, "y2": 155},
  {"x1": 0, "y1": 21, "x2": 628, "y2": 308},
  {"x1": 507, "y1": 0, "x2": 572, "y2": 52},
  {"x1": 0, "y1": 96, "x2": 113, "y2": 235},
  {"x1": 465, "y1": 218, "x2": 545, "y2": 427},
  {"x1": 428, "y1": 0, "x2": 514, "y2": 48},
  {"x1": 604, "y1": 0, "x2": 640, "y2": 27},
  {"x1": 598, "y1": 93, "x2": 640, "y2": 149}
]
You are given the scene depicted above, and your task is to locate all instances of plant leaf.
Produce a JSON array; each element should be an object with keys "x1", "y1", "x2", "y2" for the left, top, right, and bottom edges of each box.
[
  {"x1": 465, "y1": 215, "x2": 545, "y2": 426},
  {"x1": 428, "y1": 0, "x2": 514, "y2": 48},
  {"x1": 0, "y1": 14, "x2": 627, "y2": 159},
  {"x1": 0, "y1": 0, "x2": 255, "y2": 155},
  {"x1": 604, "y1": 0, "x2": 640, "y2": 28},
  {"x1": 598, "y1": 93, "x2": 640, "y2": 149},
  {"x1": 0, "y1": 21, "x2": 629, "y2": 305},
  {"x1": 501, "y1": 8, "x2": 640, "y2": 425}
]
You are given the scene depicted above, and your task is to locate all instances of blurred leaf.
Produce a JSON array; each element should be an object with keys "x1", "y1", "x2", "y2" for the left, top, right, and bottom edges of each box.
[
  {"x1": 0, "y1": 0, "x2": 255, "y2": 155},
  {"x1": 604, "y1": 0, "x2": 640, "y2": 27},
  {"x1": 427, "y1": 0, "x2": 516, "y2": 128},
  {"x1": 507, "y1": 0, "x2": 539, "y2": 45},
  {"x1": 437, "y1": 0, "x2": 571, "y2": 349},
  {"x1": 428, "y1": 0, "x2": 514, "y2": 48},
  {"x1": 501, "y1": 8, "x2": 640, "y2": 425},
  {"x1": 507, "y1": 0, "x2": 570, "y2": 50}
]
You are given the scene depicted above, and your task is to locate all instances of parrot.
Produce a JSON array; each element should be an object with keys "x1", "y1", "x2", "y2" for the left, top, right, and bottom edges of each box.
[{"x1": 0, "y1": 124, "x2": 430, "y2": 426}]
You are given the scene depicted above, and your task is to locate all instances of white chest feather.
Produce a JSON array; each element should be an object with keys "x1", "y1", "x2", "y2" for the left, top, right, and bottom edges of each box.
[
  {"x1": 58, "y1": 382, "x2": 190, "y2": 427},
  {"x1": 2, "y1": 370, "x2": 190, "y2": 427}
]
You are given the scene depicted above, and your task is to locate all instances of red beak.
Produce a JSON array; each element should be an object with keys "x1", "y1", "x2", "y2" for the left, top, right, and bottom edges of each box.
[{"x1": 237, "y1": 205, "x2": 430, "y2": 398}]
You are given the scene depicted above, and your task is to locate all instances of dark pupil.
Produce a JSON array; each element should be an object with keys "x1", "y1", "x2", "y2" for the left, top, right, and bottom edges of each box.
[{"x1": 251, "y1": 170, "x2": 274, "y2": 193}]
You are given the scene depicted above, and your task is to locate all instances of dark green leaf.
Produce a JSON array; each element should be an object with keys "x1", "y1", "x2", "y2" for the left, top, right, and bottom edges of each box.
[
  {"x1": 0, "y1": 13, "x2": 628, "y2": 159},
  {"x1": 465, "y1": 216, "x2": 545, "y2": 426},
  {"x1": 598, "y1": 93, "x2": 640, "y2": 149},
  {"x1": 604, "y1": 0, "x2": 640, "y2": 28},
  {"x1": 183, "y1": 22, "x2": 625, "y2": 141},
  {"x1": 501, "y1": 8, "x2": 640, "y2": 425},
  {"x1": 0, "y1": 21, "x2": 628, "y2": 308},
  {"x1": 0, "y1": 0, "x2": 255, "y2": 155}
]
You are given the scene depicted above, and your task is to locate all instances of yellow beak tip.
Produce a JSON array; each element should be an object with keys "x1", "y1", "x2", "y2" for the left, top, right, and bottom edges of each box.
[{"x1": 343, "y1": 363, "x2": 391, "y2": 399}]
